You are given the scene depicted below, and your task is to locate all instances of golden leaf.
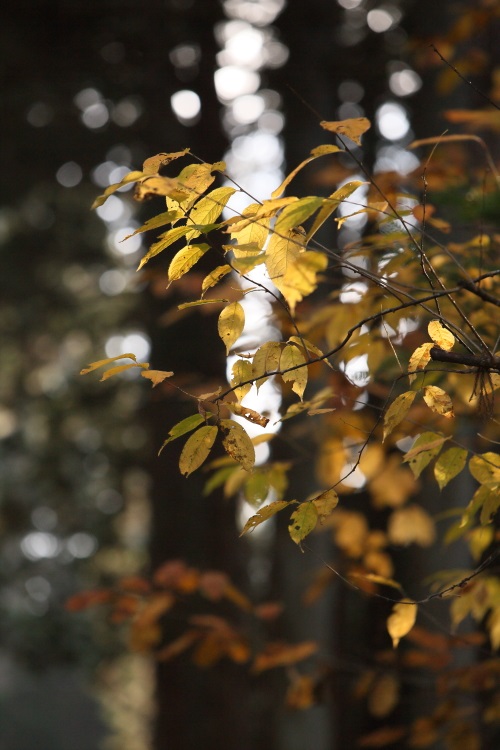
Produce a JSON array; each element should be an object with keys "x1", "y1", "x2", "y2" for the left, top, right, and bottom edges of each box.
[
  {"x1": 228, "y1": 203, "x2": 270, "y2": 251},
  {"x1": 218, "y1": 301, "x2": 245, "y2": 354},
  {"x1": 219, "y1": 419, "x2": 255, "y2": 471},
  {"x1": 231, "y1": 359, "x2": 253, "y2": 402},
  {"x1": 240, "y1": 500, "x2": 293, "y2": 536},
  {"x1": 142, "y1": 149, "x2": 190, "y2": 174},
  {"x1": 387, "y1": 602, "x2": 417, "y2": 648},
  {"x1": 368, "y1": 673, "x2": 400, "y2": 718},
  {"x1": 288, "y1": 501, "x2": 319, "y2": 544},
  {"x1": 320, "y1": 117, "x2": 371, "y2": 145},
  {"x1": 311, "y1": 488, "x2": 339, "y2": 521},
  {"x1": 80, "y1": 352, "x2": 140, "y2": 375},
  {"x1": 168, "y1": 243, "x2": 210, "y2": 283},
  {"x1": 382, "y1": 391, "x2": 417, "y2": 441},
  {"x1": 428, "y1": 320, "x2": 455, "y2": 351},
  {"x1": 91, "y1": 170, "x2": 145, "y2": 209},
  {"x1": 281, "y1": 343, "x2": 308, "y2": 400},
  {"x1": 186, "y1": 186, "x2": 236, "y2": 240},
  {"x1": 306, "y1": 180, "x2": 365, "y2": 241},
  {"x1": 271, "y1": 144, "x2": 342, "y2": 199},
  {"x1": 141, "y1": 369, "x2": 174, "y2": 387},
  {"x1": 423, "y1": 385, "x2": 454, "y2": 419},
  {"x1": 179, "y1": 425, "x2": 218, "y2": 476},
  {"x1": 201, "y1": 264, "x2": 232, "y2": 296},
  {"x1": 227, "y1": 402, "x2": 269, "y2": 428},
  {"x1": 252, "y1": 341, "x2": 282, "y2": 390},
  {"x1": 434, "y1": 447, "x2": 468, "y2": 490},
  {"x1": 407, "y1": 343, "x2": 434, "y2": 383},
  {"x1": 137, "y1": 225, "x2": 193, "y2": 271},
  {"x1": 275, "y1": 196, "x2": 324, "y2": 233},
  {"x1": 469, "y1": 452, "x2": 500, "y2": 486}
]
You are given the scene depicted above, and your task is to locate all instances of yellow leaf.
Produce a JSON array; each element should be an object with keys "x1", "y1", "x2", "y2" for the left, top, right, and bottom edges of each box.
[
  {"x1": 252, "y1": 341, "x2": 282, "y2": 390},
  {"x1": 218, "y1": 301, "x2": 245, "y2": 354},
  {"x1": 137, "y1": 225, "x2": 193, "y2": 271},
  {"x1": 368, "y1": 673, "x2": 400, "y2": 718},
  {"x1": 271, "y1": 245, "x2": 328, "y2": 314},
  {"x1": 388, "y1": 505, "x2": 436, "y2": 547},
  {"x1": 168, "y1": 243, "x2": 210, "y2": 283},
  {"x1": 219, "y1": 419, "x2": 255, "y2": 471},
  {"x1": 179, "y1": 425, "x2": 218, "y2": 477},
  {"x1": 134, "y1": 175, "x2": 188, "y2": 203},
  {"x1": 178, "y1": 298, "x2": 227, "y2": 310},
  {"x1": 288, "y1": 501, "x2": 318, "y2": 544},
  {"x1": 423, "y1": 385, "x2": 454, "y2": 419},
  {"x1": 280, "y1": 344, "x2": 308, "y2": 400},
  {"x1": 142, "y1": 149, "x2": 190, "y2": 174},
  {"x1": 403, "y1": 432, "x2": 447, "y2": 479},
  {"x1": 434, "y1": 447, "x2": 468, "y2": 490},
  {"x1": 201, "y1": 265, "x2": 232, "y2": 296},
  {"x1": 387, "y1": 602, "x2": 417, "y2": 648},
  {"x1": 80, "y1": 353, "x2": 140, "y2": 375},
  {"x1": 100, "y1": 362, "x2": 147, "y2": 380},
  {"x1": 306, "y1": 180, "x2": 365, "y2": 241},
  {"x1": 320, "y1": 117, "x2": 371, "y2": 146},
  {"x1": 185, "y1": 186, "x2": 236, "y2": 241},
  {"x1": 229, "y1": 197, "x2": 298, "y2": 233},
  {"x1": 407, "y1": 343, "x2": 434, "y2": 383},
  {"x1": 428, "y1": 320, "x2": 455, "y2": 351},
  {"x1": 174, "y1": 161, "x2": 225, "y2": 209},
  {"x1": 252, "y1": 641, "x2": 318, "y2": 673},
  {"x1": 240, "y1": 500, "x2": 293, "y2": 536},
  {"x1": 271, "y1": 144, "x2": 342, "y2": 199},
  {"x1": 91, "y1": 170, "x2": 145, "y2": 209},
  {"x1": 141, "y1": 369, "x2": 174, "y2": 387},
  {"x1": 120, "y1": 210, "x2": 181, "y2": 240},
  {"x1": 469, "y1": 452, "x2": 500, "y2": 486},
  {"x1": 228, "y1": 203, "x2": 270, "y2": 250},
  {"x1": 382, "y1": 391, "x2": 417, "y2": 441},
  {"x1": 311, "y1": 489, "x2": 339, "y2": 521},
  {"x1": 231, "y1": 359, "x2": 253, "y2": 402}
]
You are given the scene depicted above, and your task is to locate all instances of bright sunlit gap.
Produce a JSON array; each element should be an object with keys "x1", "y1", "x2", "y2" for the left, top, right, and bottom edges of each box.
[
  {"x1": 171, "y1": 89, "x2": 201, "y2": 123},
  {"x1": 376, "y1": 101, "x2": 410, "y2": 141}
]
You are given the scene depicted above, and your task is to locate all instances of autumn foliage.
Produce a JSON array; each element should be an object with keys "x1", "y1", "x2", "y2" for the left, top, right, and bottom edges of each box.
[{"x1": 78, "y1": 103, "x2": 500, "y2": 745}]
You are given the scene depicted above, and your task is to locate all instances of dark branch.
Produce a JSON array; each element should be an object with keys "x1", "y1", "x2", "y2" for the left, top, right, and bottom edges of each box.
[{"x1": 430, "y1": 346, "x2": 500, "y2": 372}]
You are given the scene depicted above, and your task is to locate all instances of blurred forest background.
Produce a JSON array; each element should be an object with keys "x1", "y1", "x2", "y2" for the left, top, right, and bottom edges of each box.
[{"x1": 0, "y1": 1, "x2": 498, "y2": 749}]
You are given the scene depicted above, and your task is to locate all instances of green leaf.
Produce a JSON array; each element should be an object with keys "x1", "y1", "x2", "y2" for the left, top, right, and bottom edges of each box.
[
  {"x1": 383, "y1": 391, "x2": 417, "y2": 442},
  {"x1": 288, "y1": 501, "x2": 318, "y2": 544},
  {"x1": 159, "y1": 413, "x2": 205, "y2": 454},
  {"x1": 219, "y1": 419, "x2": 255, "y2": 471},
  {"x1": 168, "y1": 243, "x2": 210, "y2": 283},
  {"x1": 240, "y1": 500, "x2": 293, "y2": 536},
  {"x1": 179, "y1": 425, "x2": 218, "y2": 477},
  {"x1": 218, "y1": 301, "x2": 245, "y2": 354},
  {"x1": 434, "y1": 447, "x2": 468, "y2": 490},
  {"x1": 274, "y1": 196, "x2": 324, "y2": 233},
  {"x1": 244, "y1": 471, "x2": 271, "y2": 506}
]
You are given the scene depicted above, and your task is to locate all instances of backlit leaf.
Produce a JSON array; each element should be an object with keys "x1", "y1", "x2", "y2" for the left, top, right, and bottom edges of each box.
[
  {"x1": 288, "y1": 501, "x2": 318, "y2": 544},
  {"x1": 280, "y1": 344, "x2": 308, "y2": 400},
  {"x1": 100, "y1": 363, "x2": 147, "y2": 380},
  {"x1": 218, "y1": 301, "x2": 245, "y2": 354},
  {"x1": 229, "y1": 197, "x2": 298, "y2": 233},
  {"x1": 252, "y1": 641, "x2": 318, "y2": 673},
  {"x1": 423, "y1": 385, "x2": 454, "y2": 419},
  {"x1": 407, "y1": 343, "x2": 434, "y2": 383},
  {"x1": 388, "y1": 505, "x2": 436, "y2": 546},
  {"x1": 271, "y1": 144, "x2": 342, "y2": 199},
  {"x1": 178, "y1": 298, "x2": 227, "y2": 310},
  {"x1": 201, "y1": 264, "x2": 232, "y2": 296},
  {"x1": 320, "y1": 117, "x2": 371, "y2": 146},
  {"x1": 383, "y1": 391, "x2": 417, "y2": 441},
  {"x1": 228, "y1": 203, "x2": 270, "y2": 250},
  {"x1": 231, "y1": 359, "x2": 253, "y2": 402},
  {"x1": 271, "y1": 246, "x2": 328, "y2": 314},
  {"x1": 168, "y1": 243, "x2": 210, "y2": 283},
  {"x1": 219, "y1": 419, "x2": 255, "y2": 471},
  {"x1": 252, "y1": 341, "x2": 282, "y2": 390},
  {"x1": 240, "y1": 500, "x2": 293, "y2": 536},
  {"x1": 142, "y1": 149, "x2": 190, "y2": 174},
  {"x1": 428, "y1": 320, "x2": 455, "y2": 350},
  {"x1": 121, "y1": 210, "x2": 181, "y2": 240},
  {"x1": 159, "y1": 413, "x2": 205, "y2": 454},
  {"x1": 243, "y1": 471, "x2": 271, "y2": 506},
  {"x1": 91, "y1": 170, "x2": 145, "y2": 209},
  {"x1": 186, "y1": 186, "x2": 236, "y2": 241},
  {"x1": 306, "y1": 180, "x2": 365, "y2": 241},
  {"x1": 387, "y1": 602, "x2": 417, "y2": 648},
  {"x1": 227, "y1": 402, "x2": 269, "y2": 428},
  {"x1": 434, "y1": 447, "x2": 468, "y2": 490},
  {"x1": 179, "y1": 425, "x2": 218, "y2": 477},
  {"x1": 134, "y1": 175, "x2": 188, "y2": 203},
  {"x1": 138, "y1": 225, "x2": 194, "y2": 270},
  {"x1": 80, "y1": 353, "x2": 140, "y2": 375}
]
